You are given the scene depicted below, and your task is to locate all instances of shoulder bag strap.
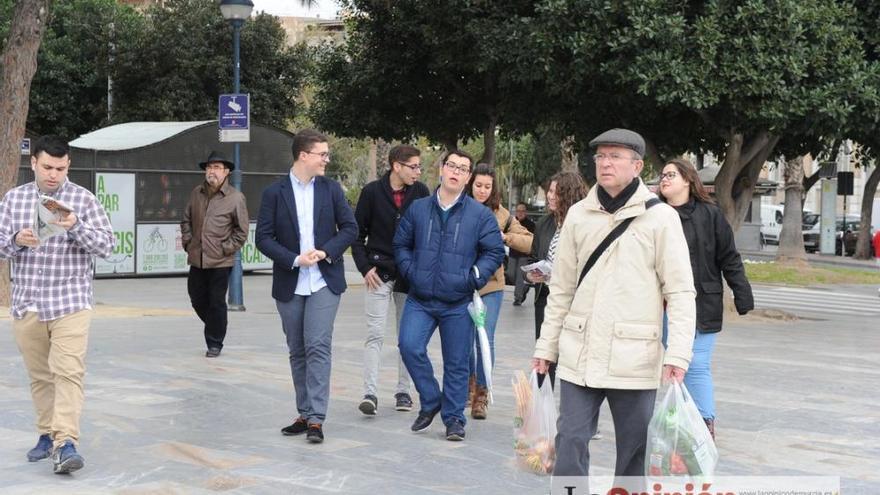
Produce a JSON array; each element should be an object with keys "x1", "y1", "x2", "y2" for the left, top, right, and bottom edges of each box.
[{"x1": 576, "y1": 197, "x2": 662, "y2": 289}]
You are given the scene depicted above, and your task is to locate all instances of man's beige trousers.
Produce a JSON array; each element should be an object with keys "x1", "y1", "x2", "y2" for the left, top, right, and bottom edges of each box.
[{"x1": 13, "y1": 310, "x2": 92, "y2": 449}]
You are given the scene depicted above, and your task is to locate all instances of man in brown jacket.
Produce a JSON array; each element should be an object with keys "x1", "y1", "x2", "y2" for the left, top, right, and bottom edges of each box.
[{"x1": 181, "y1": 150, "x2": 249, "y2": 357}]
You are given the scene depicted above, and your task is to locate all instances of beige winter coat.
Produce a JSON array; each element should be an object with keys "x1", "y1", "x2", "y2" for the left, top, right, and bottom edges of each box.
[
  {"x1": 480, "y1": 205, "x2": 533, "y2": 295},
  {"x1": 533, "y1": 182, "x2": 696, "y2": 389}
]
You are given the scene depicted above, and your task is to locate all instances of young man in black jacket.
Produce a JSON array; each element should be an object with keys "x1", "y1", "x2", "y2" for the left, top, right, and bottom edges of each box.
[{"x1": 352, "y1": 145, "x2": 430, "y2": 415}]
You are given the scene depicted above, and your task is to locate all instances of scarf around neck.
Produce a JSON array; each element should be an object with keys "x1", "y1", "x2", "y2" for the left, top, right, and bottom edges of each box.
[{"x1": 598, "y1": 178, "x2": 640, "y2": 213}]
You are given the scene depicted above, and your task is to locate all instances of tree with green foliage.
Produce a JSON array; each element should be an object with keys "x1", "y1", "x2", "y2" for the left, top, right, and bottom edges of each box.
[
  {"x1": 521, "y1": 0, "x2": 871, "y2": 231},
  {"x1": 109, "y1": 0, "x2": 309, "y2": 128},
  {"x1": 22, "y1": 0, "x2": 141, "y2": 138},
  {"x1": 846, "y1": 0, "x2": 880, "y2": 260},
  {"x1": 311, "y1": 0, "x2": 541, "y2": 164},
  {"x1": 2, "y1": 0, "x2": 310, "y2": 137}
]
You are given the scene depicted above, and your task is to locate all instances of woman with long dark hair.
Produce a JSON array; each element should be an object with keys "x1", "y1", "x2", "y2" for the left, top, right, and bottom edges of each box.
[
  {"x1": 525, "y1": 170, "x2": 588, "y2": 388},
  {"x1": 465, "y1": 163, "x2": 533, "y2": 419},
  {"x1": 658, "y1": 157, "x2": 754, "y2": 439}
]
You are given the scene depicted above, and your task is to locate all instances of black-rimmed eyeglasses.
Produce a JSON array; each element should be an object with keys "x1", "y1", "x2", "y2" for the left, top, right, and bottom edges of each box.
[{"x1": 443, "y1": 162, "x2": 470, "y2": 174}]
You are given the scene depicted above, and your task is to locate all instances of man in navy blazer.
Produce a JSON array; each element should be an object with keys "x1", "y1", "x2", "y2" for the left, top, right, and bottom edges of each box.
[{"x1": 256, "y1": 129, "x2": 357, "y2": 444}]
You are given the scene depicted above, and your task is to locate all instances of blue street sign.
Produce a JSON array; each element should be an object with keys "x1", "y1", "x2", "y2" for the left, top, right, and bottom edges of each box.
[
  {"x1": 219, "y1": 94, "x2": 249, "y2": 130},
  {"x1": 20, "y1": 138, "x2": 31, "y2": 156}
]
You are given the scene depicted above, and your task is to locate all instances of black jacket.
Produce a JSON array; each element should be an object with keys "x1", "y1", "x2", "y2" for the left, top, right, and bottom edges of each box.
[
  {"x1": 352, "y1": 172, "x2": 430, "y2": 293},
  {"x1": 528, "y1": 214, "x2": 558, "y2": 302},
  {"x1": 674, "y1": 199, "x2": 754, "y2": 332}
]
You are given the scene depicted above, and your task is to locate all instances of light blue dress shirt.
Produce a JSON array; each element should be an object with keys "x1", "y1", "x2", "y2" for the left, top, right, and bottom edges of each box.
[{"x1": 290, "y1": 172, "x2": 327, "y2": 296}]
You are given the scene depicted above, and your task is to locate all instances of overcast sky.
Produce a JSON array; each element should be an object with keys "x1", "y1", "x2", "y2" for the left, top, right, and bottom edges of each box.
[{"x1": 251, "y1": 0, "x2": 341, "y2": 19}]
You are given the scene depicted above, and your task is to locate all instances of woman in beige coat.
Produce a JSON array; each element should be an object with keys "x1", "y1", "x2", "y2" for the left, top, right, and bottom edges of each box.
[{"x1": 466, "y1": 163, "x2": 533, "y2": 419}]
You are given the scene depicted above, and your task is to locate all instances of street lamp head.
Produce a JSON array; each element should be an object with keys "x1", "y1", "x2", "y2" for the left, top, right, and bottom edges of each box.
[{"x1": 220, "y1": 0, "x2": 254, "y2": 21}]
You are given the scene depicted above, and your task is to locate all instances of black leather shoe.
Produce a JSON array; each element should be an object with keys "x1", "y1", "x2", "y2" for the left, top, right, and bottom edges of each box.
[
  {"x1": 411, "y1": 408, "x2": 440, "y2": 432},
  {"x1": 281, "y1": 417, "x2": 308, "y2": 436},
  {"x1": 445, "y1": 419, "x2": 466, "y2": 441},
  {"x1": 206, "y1": 347, "x2": 221, "y2": 358},
  {"x1": 306, "y1": 423, "x2": 324, "y2": 443}
]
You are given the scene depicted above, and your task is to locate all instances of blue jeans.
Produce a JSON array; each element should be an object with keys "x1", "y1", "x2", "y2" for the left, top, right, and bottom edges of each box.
[
  {"x1": 661, "y1": 313, "x2": 717, "y2": 420},
  {"x1": 399, "y1": 297, "x2": 473, "y2": 426},
  {"x1": 469, "y1": 290, "x2": 503, "y2": 387}
]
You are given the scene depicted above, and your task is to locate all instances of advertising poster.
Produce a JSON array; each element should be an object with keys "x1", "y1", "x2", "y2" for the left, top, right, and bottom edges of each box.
[
  {"x1": 137, "y1": 223, "x2": 267, "y2": 274},
  {"x1": 241, "y1": 223, "x2": 271, "y2": 270},
  {"x1": 95, "y1": 173, "x2": 136, "y2": 274},
  {"x1": 136, "y1": 223, "x2": 188, "y2": 274}
]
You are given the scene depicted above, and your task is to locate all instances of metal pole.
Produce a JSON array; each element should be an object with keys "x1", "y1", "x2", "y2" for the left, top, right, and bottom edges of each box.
[
  {"x1": 107, "y1": 22, "x2": 115, "y2": 121},
  {"x1": 228, "y1": 18, "x2": 245, "y2": 311},
  {"x1": 508, "y1": 139, "x2": 514, "y2": 212}
]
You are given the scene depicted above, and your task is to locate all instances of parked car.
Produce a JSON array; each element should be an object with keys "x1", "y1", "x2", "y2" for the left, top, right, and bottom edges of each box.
[
  {"x1": 761, "y1": 205, "x2": 816, "y2": 245},
  {"x1": 803, "y1": 214, "x2": 864, "y2": 255},
  {"x1": 802, "y1": 213, "x2": 821, "y2": 252},
  {"x1": 763, "y1": 205, "x2": 818, "y2": 247},
  {"x1": 760, "y1": 205, "x2": 785, "y2": 245}
]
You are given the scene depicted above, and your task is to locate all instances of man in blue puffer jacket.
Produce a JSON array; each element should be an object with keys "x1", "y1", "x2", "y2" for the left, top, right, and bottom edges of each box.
[{"x1": 393, "y1": 149, "x2": 505, "y2": 441}]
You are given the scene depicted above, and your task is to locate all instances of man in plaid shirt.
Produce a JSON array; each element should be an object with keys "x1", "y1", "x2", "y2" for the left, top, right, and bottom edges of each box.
[{"x1": 0, "y1": 135, "x2": 114, "y2": 475}]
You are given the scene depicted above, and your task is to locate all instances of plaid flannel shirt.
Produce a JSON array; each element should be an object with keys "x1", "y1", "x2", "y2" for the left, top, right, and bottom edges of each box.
[{"x1": 0, "y1": 180, "x2": 115, "y2": 321}]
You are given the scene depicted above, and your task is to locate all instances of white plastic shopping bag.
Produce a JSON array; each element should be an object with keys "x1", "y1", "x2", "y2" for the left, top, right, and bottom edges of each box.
[
  {"x1": 512, "y1": 370, "x2": 557, "y2": 475},
  {"x1": 645, "y1": 381, "x2": 718, "y2": 480}
]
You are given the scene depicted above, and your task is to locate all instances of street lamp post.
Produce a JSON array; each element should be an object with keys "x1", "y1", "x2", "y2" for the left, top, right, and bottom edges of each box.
[{"x1": 220, "y1": 0, "x2": 253, "y2": 311}]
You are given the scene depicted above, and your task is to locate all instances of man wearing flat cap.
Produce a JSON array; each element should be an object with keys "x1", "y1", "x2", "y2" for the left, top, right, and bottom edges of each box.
[
  {"x1": 532, "y1": 129, "x2": 696, "y2": 485},
  {"x1": 181, "y1": 150, "x2": 249, "y2": 358}
]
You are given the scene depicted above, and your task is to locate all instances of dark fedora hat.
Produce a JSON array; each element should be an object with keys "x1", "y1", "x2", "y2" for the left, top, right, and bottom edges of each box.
[{"x1": 199, "y1": 150, "x2": 234, "y2": 170}]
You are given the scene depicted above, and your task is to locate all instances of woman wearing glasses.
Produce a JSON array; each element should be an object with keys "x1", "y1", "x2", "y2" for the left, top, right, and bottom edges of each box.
[
  {"x1": 658, "y1": 158, "x2": 754, "y2": 440},
  {"x1": 466, "y1": 163, "x2": 533, "y2": 419},
  {"x1": 525, "y1": 171, "x2": 588, "y2": 389}
]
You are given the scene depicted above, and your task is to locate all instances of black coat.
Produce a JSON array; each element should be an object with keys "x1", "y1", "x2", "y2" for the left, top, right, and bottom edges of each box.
[
  {"x1": 674, "y1": 199, "x2": 754, "y2": 332},
  {"x1": 351, "y1": 172, "x2": 430, "y2": 293},
  {"x1": 528, "y1": 214, "x2": 558, "y2": 303}
]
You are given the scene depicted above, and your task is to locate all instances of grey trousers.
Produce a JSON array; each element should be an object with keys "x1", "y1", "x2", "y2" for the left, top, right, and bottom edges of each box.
[
  {"x1": 276, "y1": 287, "x2": 341, "y2": 424},
  {"x1": 511, "y1": 256, "x2": 531, "y2": 302},
  {"x1": 553, "y1": 379, "x2": 656, "y2": 477},
  {"x1": 363, "y1": 280, "x2": 410, "y2": 397}
]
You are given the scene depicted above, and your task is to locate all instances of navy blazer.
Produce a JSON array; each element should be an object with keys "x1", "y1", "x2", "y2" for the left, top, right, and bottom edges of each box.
[{"x1": 255, "y1": 175, "x2": 357, "y2": 301}]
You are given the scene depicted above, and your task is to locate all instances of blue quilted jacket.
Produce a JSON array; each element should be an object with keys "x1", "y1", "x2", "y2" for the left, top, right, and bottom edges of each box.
[{"x1": 393, "y1": 192, "x2": 505, "y2": 305}]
